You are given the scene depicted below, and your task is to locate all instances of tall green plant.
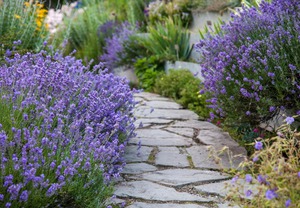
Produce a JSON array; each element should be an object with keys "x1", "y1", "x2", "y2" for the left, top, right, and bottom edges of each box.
[
  {"x1": 143, "y1": 18, "x2": 192, "y2": 61},
  {"x1": 59, "y1": 0, "x2": 110, "y2": 64},
  {"x1": 0, "y1": 0, "x2": 48, "y2": 52},
  {"x1": 127, "y1": 0, "x2": 147, "y2": 31}
]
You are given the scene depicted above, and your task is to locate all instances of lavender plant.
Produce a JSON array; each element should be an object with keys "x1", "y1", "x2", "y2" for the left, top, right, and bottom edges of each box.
[
  {"x1": 0, "y1": 45, "x2": 135, "y2": 207},
  {"x1": 196, "y1": 0, "x2": 300, "y2": 127},
  {"x1": 100, "y1": 21, "x2": 138, "y2": 71}
]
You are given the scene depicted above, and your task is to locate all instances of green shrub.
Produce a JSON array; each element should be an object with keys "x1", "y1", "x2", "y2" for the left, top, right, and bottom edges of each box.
[
  {"x1": 143, "y1": 17, "x2": 192, "y2": 61},
  {"x1": 154, "y1": 69, "x2": 210, "y2": 118},
  {"x1": 227, "y1": 117, "x2": 300, "y2": 208},
  {"x1": 134, "y1": 55, "x2": 165, "y2": 91}
]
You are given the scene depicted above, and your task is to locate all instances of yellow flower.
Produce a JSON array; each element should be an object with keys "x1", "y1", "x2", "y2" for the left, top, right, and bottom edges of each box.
[
  {"x1": 14, "y1": 14, "x2": 21, "y2": 19},
  {"x1": 24, "y1": 2, "x2": 30, "y2": 7}
]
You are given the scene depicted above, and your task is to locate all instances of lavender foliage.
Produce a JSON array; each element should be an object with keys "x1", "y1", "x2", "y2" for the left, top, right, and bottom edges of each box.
[
  {"x1": 0, "y1": 47, "x2": 135, "y2": 206},
  {"x1": 100, "y1": 22, "x2": 138, "y2": 71},
  {"x1": 196, "y1": 0, "x2": 300, "y2": 126}
]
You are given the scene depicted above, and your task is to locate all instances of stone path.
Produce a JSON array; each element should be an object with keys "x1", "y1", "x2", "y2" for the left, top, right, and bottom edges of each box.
[{"x1": 112, "y1": 92, "x2": 247, "y2": 208}]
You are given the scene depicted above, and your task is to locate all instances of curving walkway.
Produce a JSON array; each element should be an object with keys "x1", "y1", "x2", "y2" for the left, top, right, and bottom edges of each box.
[{"x1": 112, "y1": 92, "x2": 247, "y2": 208}]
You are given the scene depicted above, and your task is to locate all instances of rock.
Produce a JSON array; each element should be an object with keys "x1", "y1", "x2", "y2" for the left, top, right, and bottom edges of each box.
[
  {"x1": 130, "y1": 129, "x2": 194, "y2": 146},
  {"x1": 194, "y1": 180, "x2": 231, "y2": 197},
  {"x1": 164, "y1": 127, "x2": 194, "y2": 138},
  {"x1": 145, "y1": 100, "x2": 182, "y2": 109},
  {"x1": 114, "y1": 181, "x2": 210, "y2": 202},
  {"x1": 134, "y1": 92, "x2": 171, "y2": 101},
  {"x1": 156, "y1": 147, "x2": 190, "y2": 167},
  {"x1": 122, "y1": 163, "x2": 157, "y2": 174},
  {"x1": 134, "y1": 107, "x2": 199, "y2": 120},
  {"x1": 186, "y1": 146, "x2": 245, "y2": 170},
  {"x1": 134, "y1": 118, "x2": 173, "y2": 128},
  {"x1": 129, "y1": 137, "x2": 194, "y2": 147},
  {"x1": 127, "y1": 202, "x2": 206, "y2": 208},
  {"x1": 172, "y1": 120, "x2": 220, "y2": 130},
  {"x1": 130, "y1": 169, "x2": 230, "y2": 187},
  {"x1": 124, "y1": 146, "x2": 153, "y2": 163}
]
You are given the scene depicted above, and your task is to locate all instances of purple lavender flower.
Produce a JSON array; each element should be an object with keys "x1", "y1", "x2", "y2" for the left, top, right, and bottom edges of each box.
[
  {"x1": 0, "y1": 194, "x2": 4, "y2": 201},
  {"x1": 231, "y1": 175, "x2": 239, "y2": 184},
  {"x1": 245, "y1": 189, "x2": 252, "y2": 197},
  {"x1": 285, "y1": 199, "x2": 292, "y2": 207},
  {"x1": 257, "y1": 174, "x2": 268, "y2": 185},
  {"x1": 100, "y1": 22, "x2": 138, "y2": 70},
  {"x1": 285, "y1": 117, "x2": 294, "y2": 125},
  {"x1": 245, "y1": 174, "x2": 252, "y2": 183},
  {"x1": 0, "y1": 46, "x2": 136, "y2": 205},
  {"x1": 297, "y1": 172, "x2": 300, "y2": 178},
  {"x1": 265, "y1": 189, "x2": 278, "y2": 200},
  {"x1": 255, "y1": 141, "x2": 263, "y2": 150},
  {"x1": 196, "y1": 0, "x2": 300, "y2": 126},
  {"x1": 19, "y1": 190, "x2": 28, "y2": 202}
]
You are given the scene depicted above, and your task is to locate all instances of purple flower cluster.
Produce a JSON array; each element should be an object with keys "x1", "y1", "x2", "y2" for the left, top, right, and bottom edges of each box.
[
  {"x1": 196, "y1": 0, "x2": 300, "y2": 125},
  {"x1": 0, "y1": 48, "x2": 135, "y2": 206},
  {"x1": 100, "y1": 21, "x2": 138, "y2": 70}
]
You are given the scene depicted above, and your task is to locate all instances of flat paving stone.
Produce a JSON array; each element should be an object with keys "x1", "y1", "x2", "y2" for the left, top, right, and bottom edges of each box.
[
  {"x1": 165, "y1": 127, "x2": 194, "y2": 138},
  {"x1": 135, "y1": 92, "x2": 171, "y2": 101},
  {"x1": 130, "y1": 169, "x2": 229, "y2": 187},
  {"x1": 194, "y1": 180, "x2": 231, "y2": 197},
  {"x1": 122, "y1": 163, "x2": 157, "y2": 174},
  {"x1": 172, "y1": 120, "x2": 220, "y2": 130},
  {"x1": 197, "y1": 130, "x2": 245, "y2": 150},
  {"x1": 134, "y1": 118, "x2": 173, "y2": 128},
  {"x1": 114, "y1": 181, "x2": 210, "y2": 202},
  {"x1": 145, "y1": 100, "x2": 182, "y2": 109},
  {"x1": 156, "y1": 147, "x2": 190, "y2": 167},
  {"x1": 136, "y1": 129, "x2": 185, "y2": 139},
  {"x1": 134, "y1": 107, "x2": 199, "y2": 120},
  {"x1": 130, "y1": 137, "x2": 194, "y2": 147},
  {"x1": 127, "y1": 202, "x2": 206, "y2": 208},
  {"x1": 124, "y1": 146, "x2": 153, "y2": 163},
  {"x1": 186, "y1": 146, "x2": 245, "y2": 170}
]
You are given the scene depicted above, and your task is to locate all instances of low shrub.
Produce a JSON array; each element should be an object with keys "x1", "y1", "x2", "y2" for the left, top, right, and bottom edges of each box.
[
  {"x1": 154, "y1": 69, "x2": 209, "y2": 118},
  {"x1": 0, "y1": 46, "x2": 135, "y2": 207},
  {"x1": 196, "y1": 0, "x2": 300, "y2": 128},
  {"x1": 134, "y1": 55, "x2": 165, "y2": 91},
  {"x1": 228, "y1": 117, "x2": 300, "y2": 207}
]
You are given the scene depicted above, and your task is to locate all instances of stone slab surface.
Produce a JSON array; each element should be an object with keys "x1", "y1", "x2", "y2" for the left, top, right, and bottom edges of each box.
[
  {"x1": 172, "y1": 120, "x2": 220, "y2": 130},
  {"x1": 134, "y1": 107, "x2": 199, "y2": 120},
  {"x1": 129, "y1": 137, "x2": 194, "y2": 147},
  {"x1": 122, "y1": 163, "x2": 157, "y2": 174},
  {"x1": 197, "y1": 130, "x2": 245, "y2": 150},
  {"x1": 131, "y1": 169, "x2": 229, "y2": 187},
  {"x1": 165, "y1": 127, "x2": 194, "y2": 138},
  {"x1": 124, "y1": 146, "x2": 153, "y2": 163},
  {"x1": 115, "y1": 181, "x2": 210, "y2": 202},
  {"x1": 127, "y1": 202, "x2": 206, "y2": 208},
  {"x1": 194, "y1": 180, "x2": 231, "y2": 197},
  {"x1": 134, "y1": 118, "x2": 173, "y2": 128},
  {"x1": 134, "y1": 92, "x2": 171, "y2": 101},
  {"x1": 187, "y1": 146, "x2": 244, "y2": 170},
  {"x1": 136, "y1": 129, "x2": 187, "y2": 139},
  {"x1": 156, "y1": 147, "x2": 190, "y2": 167},
  {"x1": 145, "y1": 101, "x2": 182, "y2": 109}
]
